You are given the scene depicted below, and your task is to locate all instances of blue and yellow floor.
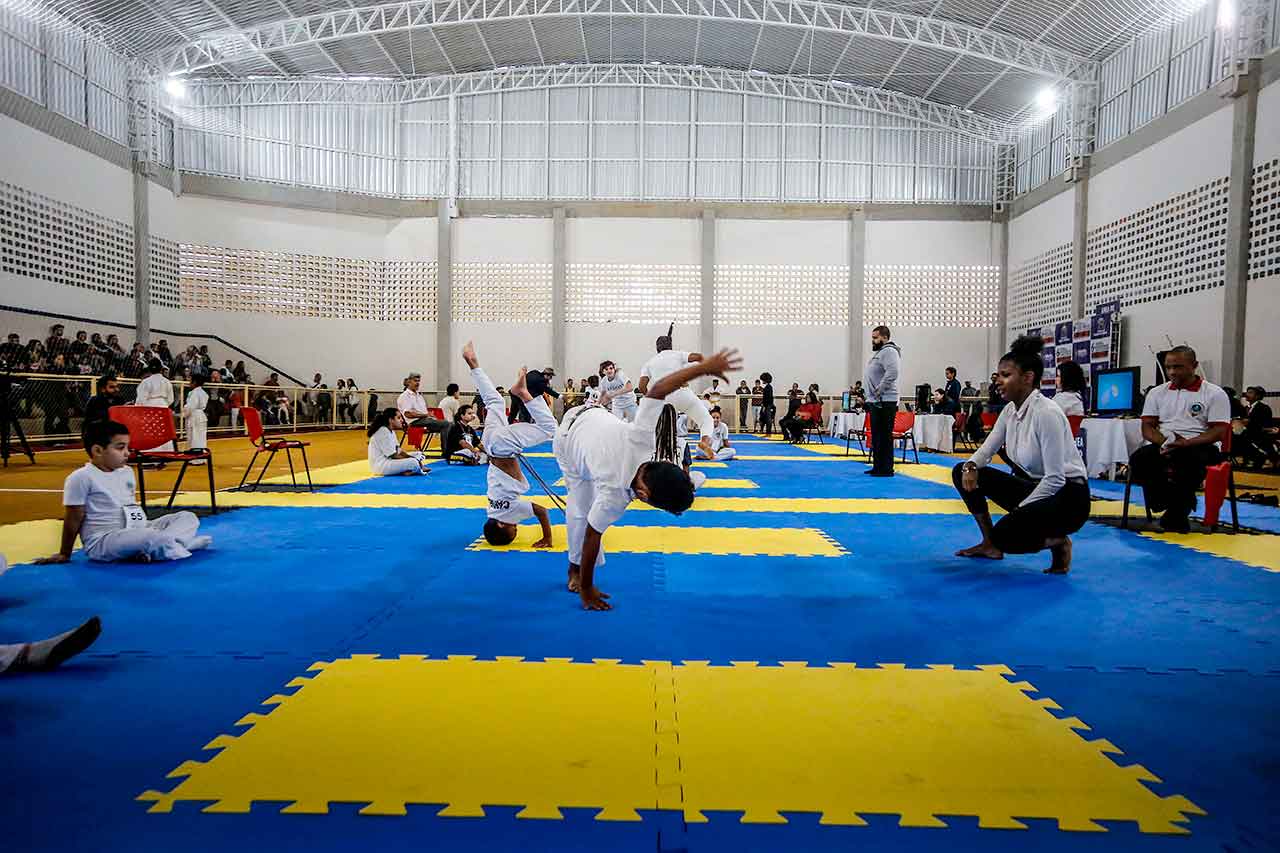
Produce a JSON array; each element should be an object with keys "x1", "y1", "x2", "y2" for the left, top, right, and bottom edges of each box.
[{"x1": 2, "y1": 435, "x2": 1278, "y2": 852}]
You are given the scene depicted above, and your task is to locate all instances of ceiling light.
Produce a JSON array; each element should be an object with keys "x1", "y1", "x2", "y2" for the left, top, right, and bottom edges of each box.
[
  {"x1": 164, "y1": 76, "x2": 187, "y2": 99},
  {"x1": 1217, "y1": 0, "x2": 1235, "y2": 28},
  {"x1": 1036, "y1": 88, "x2": 1057, "y2": 113}
]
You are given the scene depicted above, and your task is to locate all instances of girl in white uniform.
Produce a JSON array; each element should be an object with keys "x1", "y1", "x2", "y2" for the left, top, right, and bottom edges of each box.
[
  {"x1": 463, "y1": 342, "x2": 556, "y2": 548},
  {"x1": 136, "y1": 360, "x2": 175, "y2": 451},
  {"x1": 367, "y1": 409, "x2": 431, "y2": 476},
  {"x1": 696, "y1": 407, "x2": 737, "y2": 460},
  {"x1": 36, "y1": 420, "x2": 212, "y2": 564},
  {"x1": 599, "y1": 360, "x2": 637, "y2": 422},
  {"x1": 182, "y1": 374, "x2": 209, "y2": 453}
]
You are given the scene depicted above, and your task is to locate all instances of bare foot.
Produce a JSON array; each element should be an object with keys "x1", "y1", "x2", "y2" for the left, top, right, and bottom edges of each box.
[
  {"x1": 567, "y1": 567, "x2": 581, "y2": 593},
  {"x1": 956, "y1": 543, "x2": 1003, "y2": 559},
  {"x1": 1044, "y1": 537, "x2": 1072, "y2": 574},
  {"x1": 510, "y1": 367, "x2": 531, "y2": 402}
]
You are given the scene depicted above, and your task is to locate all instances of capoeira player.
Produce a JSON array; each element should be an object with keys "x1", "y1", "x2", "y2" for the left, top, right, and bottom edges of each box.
[
  {"x1": 465, "y1": 342, "x2": 556, "y2": 549},
  {"x1": 598, "y1": 360, "x2": 638, "y2": 422},
  {"x1": 636, "y1": 325, "x2": 717, "y2": 460},
  {"x1": 555, "y1": 347, "x2": 742, "y2": 611},
  {"x1": 694, "y1": 406, "x2": 737, "y2": 460}
]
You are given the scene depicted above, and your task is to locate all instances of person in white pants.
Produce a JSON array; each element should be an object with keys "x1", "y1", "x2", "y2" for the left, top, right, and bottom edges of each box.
[
  {"x1": 696, "y1": 407, "x2": 737, "y2": 461},
  {"x1": 599, "y1": 360, "x2": 637, "y2": 422},
  {"x1": 555, "y1": 347, "x2": 741, "y2": 611},
  {"x1": 36, "y1": 421, "x2": 212, "y2": 565},
  {"x1": 637, "y1": 328, "x2": 716, "y2": 459},
  {"x1": 366, "y1": 409, "x2": 431, "y2": 476},
  {"x1": 183, "y1": 374, "x2": 209, "y2": 455},
  {"x1": 466, "y1": 342, "x2": 556, "y2": 548},
  {"x1": 136, "y1": 360, "x2": 175, "y2": 451}
]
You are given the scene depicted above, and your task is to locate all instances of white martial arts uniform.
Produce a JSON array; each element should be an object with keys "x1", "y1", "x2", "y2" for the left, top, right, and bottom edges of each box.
[
  {"x1": 63, "y1": 463, "x2": 210, "y2": 562},
  {"x1": 183, "y1": 386, "x2": 209, "y2": 451},
  {"x1": 584, "y1": 387, "x2": 602, "y2": 407},
  {"x1": 368, "y1": 426, "x2": 427, "y2": 476},
  {"x1": 438, "y1": 395, "x2": 461, "y2": 422},
  {"x1": 475, "y1": 367, "x2": 556, "y2": 524},
  {"x1": 704, "y1": 422, "x2": 736, "y2": 460},
  {"x1": 136, "y1": 372, "x2": 175, "y2": 451},
  {"x1": 640, "y1": 350, "x2": 714, "y2": 440},
  {"x1": 601, "y1": 371, "x2": 637, "y2": 422},
  {"x1": 553, "y1": 396, "x2": 668, "y2": 569}
]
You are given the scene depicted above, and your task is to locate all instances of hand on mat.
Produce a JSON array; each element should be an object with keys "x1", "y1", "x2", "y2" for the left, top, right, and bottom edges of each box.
[
  {"x1": 531, "y1": 536, "x2": 553, "y2": 549},
  {"x1": 700, "y1": 348, "x2": 743, "y2": 382},
  {"x1": 34, "y1": 554, "x2": 69, "y2": 565},
  {"x1": 581, "y1": 587, "x2": 612, "y2": 611}
]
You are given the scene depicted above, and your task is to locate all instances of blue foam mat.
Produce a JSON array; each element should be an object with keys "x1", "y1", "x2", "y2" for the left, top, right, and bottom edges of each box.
[{"x1": 3, "y1": 451, "x2": 1279, "y2": 852}]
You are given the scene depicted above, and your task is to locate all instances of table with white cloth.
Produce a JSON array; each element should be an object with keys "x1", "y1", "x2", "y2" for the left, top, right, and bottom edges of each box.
[
  {"x1": 912, "y1": 413, "x2": 955, "y2": 453},
  {"x1": 1079, "y1": 417, "x2": 1147, "y2": 478},
  {"x1": 828, "y1": 411, "x2": 865, "y2": 439}
]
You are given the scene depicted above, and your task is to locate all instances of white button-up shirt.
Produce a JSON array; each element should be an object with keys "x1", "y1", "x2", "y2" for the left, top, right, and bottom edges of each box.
[{"x1": 969, "y1": 390, "x2": 1087, "y2": 507}]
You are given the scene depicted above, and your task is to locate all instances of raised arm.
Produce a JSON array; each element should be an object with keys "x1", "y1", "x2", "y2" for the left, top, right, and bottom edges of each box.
[{"x1": 646, "y1": 349, "x2": 742, "y2": 401}]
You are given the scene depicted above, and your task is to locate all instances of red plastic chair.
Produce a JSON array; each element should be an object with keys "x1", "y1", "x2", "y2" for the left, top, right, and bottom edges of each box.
[
  {"x1": 1122, "y1": 429, "x2": 1238, "y2": 532},
  {"x1": 796, "y1": 402, "x2": 825, "y2": 445},
  {"x1": 401, "y1": 407, "x2": 446, "y2": 453},
  {"x1": 892, "y1": 411, "x2": 919, "y2": 463},
  {"x1": 237, "y1": 406, "x2": 313, "y2": 491},
  {"x1": 1067, "y1": 415, "x2": 1084, "y2": 438},
  {"x1": 981, "y1": 411, "x2": 999, "y2": 431},
  {"x1": 953, "y1": 411, "x2": 974, "y2": 451},
  {"x1": 845, "y1": 411, "x2": 870, "y2": 458},
  {"x1": 108, "y1": 405, "x2": 216, "y2": 512}
]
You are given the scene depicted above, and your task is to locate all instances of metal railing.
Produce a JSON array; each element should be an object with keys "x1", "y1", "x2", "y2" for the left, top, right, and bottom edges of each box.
[{"x1": 2, "y1": 373, "x2": 891, "y2": 445}]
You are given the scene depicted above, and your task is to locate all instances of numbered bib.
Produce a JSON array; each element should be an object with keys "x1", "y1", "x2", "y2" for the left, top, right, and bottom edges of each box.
[{"x1": 123, "y1": 504, "x2": 147, "y2": 529}]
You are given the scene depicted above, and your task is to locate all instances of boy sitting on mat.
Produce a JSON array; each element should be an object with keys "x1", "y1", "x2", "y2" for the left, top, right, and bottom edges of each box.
[
  {"x1": 555, "y1": 347, "x2": 742, "y2": 611},
  {"x1": 37, "y1": 420, "x2": 212, "y2": 565},
  {"x1": 465, "y1": 342, "x2": 556, "y2": 549}
]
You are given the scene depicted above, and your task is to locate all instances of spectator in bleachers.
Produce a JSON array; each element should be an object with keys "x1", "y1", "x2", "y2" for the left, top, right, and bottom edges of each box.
[
  {"x1": 45, "y1": 324, "x2": 69, "y2": 358},
  {"x1": 315, "y1": 384, "x2": 333, "y2": 424},
  {"x1": 126, "y1": 344, "x2": 148, "y2": 378},
  {"x1": 198, "y1": 345, "x2": 212, "y2": 370},
  {"x1": 336, "y1": 380, "x2": 354, "y2": 423},
  {"x1": 105, "y1": 334, "x2": 126, "y2": 367},
  {"x1": 82, "y1": 374, "x2": 121, "y2": 431},
  {"x1": 69, "y1": 331, "x2": 89, "y2": 361},
  {"x1": 25, "y1": 339, "x2": 45, "y2": 370},
  {"x1": 90, "y1": 333, "x2": 111, "y2": 361},
  {"x1": 0, "y1": 333, "x2": 22, "y2": 368},
  {"x1": 232, "y1": 360, "x2": 248, "y2": 382},
  {"x1": 223, "y1": 359, "x2": 235, "y2": 379}
]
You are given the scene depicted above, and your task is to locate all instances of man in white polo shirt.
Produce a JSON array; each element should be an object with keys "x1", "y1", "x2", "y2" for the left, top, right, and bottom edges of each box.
[
  {"x1": 1130, "y1": 346, "x2": 1230, "y2": 533},
  {"x1": 397, "y1": 372, "x2": 450, "y2": 440}
]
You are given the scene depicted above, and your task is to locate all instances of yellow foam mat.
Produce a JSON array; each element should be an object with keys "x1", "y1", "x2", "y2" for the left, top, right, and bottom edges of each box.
[
  {"x1": 256, "y1": 460, "x2": 377, "y2": 487},
  {"x1": 170, "y1": 491, "x2": 978, "y2": 515},
  {"x1": 469, "y1": 525, "x2": 846, "y2": 556},
  {"x1": 553, "y1": 477, "x2": 757, "y2": 489},
  {"x1": 1138, "y1": 531, "x2": 1280, "y2": 573},
  {"x1": 139, "y1": 657, "x2": 1203, "y2": 832},
  {"x1": 0, "y1": 518, "x2": 70, "y2": 565}
]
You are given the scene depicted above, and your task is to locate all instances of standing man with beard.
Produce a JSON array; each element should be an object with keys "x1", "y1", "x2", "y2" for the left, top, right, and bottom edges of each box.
[{"x1": 864, "y1": 325, "x2": 901, "y2": 477}]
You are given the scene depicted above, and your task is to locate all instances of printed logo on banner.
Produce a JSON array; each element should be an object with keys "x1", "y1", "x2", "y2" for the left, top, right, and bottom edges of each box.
[
  {"x1": 1073, "y1": 320, "x2": 1092, "y2": 342},
  {"x1": 1055, "y1": 322, "x2": 1073, "y2": 345},
  {"x1": 1055, "y1": 343, "x2": 1073, "y2": 365},
  {"x1": 1092, "y1": 313, "x2": 1112, "y2": 338},
  {"x1": 1073, "y1": 341, "x2": 1091, "y2": 363},
  {"x1": 1091, "y1": 338, "x2": 1111, "y2": 361},
  {"x1": 1095, "y1": 301, "x2": 1120, "y2": 316}
]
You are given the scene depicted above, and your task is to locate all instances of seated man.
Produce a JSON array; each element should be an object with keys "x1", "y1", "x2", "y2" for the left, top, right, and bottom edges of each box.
[
  {"x1": 1129, "y1": 346, "x2": 1231, "y2": 533},
  {"x1": 465, "y1": 343, "x2": 555, "y2": 549},
  {"x1": 37, "y1": 420, "x2": 212, "y2": 564},
  {"x1": 930, "y1": 388, "x2": 959, "y2": 415},
  {"x1": 397, "y1": 372, "x2": 450, "y2": 438},
  {"x1": 695, "y1": 406, "x2": 737, "y2": 460},
  {"x1": 1240, "y1": 386, "x2": 1278, "y2": 470}
]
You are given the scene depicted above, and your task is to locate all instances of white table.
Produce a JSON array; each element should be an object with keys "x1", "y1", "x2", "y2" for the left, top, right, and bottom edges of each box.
[
  {"x1": 828, "y1": 411, "x2": 865, "y2": 438},
  {"x1": 1080, "y1": 418, "x2": 1146, "y2": 478},
  {"x1": 913, "y1": 413, "x2": 955, "y2": 453}
]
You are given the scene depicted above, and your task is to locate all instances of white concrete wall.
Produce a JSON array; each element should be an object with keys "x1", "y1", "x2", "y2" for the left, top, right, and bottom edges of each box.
[
  {"x1": 1248, "y1": 78, "x2": 1280, "y2": 388},
  {"x1": 866, "y1": 219, "x2": 1002, "y2": 393},
  {"x1": 564, "y1": 218, "x2": 701, "y2": 385},
  {"x1": 1008, "y1": 188, "x2": 1073, "y2": 269}
]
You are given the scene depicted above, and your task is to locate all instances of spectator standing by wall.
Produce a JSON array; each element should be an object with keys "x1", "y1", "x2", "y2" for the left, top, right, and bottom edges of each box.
[{"x1": 864, "y1": 325, "x2": 901, "y2": 477}]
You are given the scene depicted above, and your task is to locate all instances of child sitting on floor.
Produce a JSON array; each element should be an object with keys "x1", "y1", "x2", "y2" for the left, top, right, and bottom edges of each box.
[
  {"x1": 37, "y1": 420, "x2": 212, "y2": 564},
  {"x1": 367, "y1": 408, "x2": 432, "y2": 476}
]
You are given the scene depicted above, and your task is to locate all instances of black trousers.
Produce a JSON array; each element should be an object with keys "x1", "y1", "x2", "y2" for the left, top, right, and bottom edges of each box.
[
  {"x1": 867, "y1": 401, "x2": 897, "y2": 474},
  {"x1": 1240, "y1": 429, "x2": 1278, "y2": 467},
  {"x1": 409, "y1": 416, "x2": 451, "y2": 435},
  {"x1": 951, "y1": 464, "x2": 1091, "y2": 554},
  {"x1": 1129, "y1": 443, "x2": 1222, "y2": 519},
  {"x1": 779, "y1": 414, "x2": 805, "y2": 442}
]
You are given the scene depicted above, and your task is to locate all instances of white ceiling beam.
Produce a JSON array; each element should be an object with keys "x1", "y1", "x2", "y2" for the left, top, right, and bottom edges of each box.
[
  {"x1": 181, "y1": 62, "x2": 1015, "y2": 143},
  {"x1": 152, "y1": 0, "x2": 1097, "y2": 84}
]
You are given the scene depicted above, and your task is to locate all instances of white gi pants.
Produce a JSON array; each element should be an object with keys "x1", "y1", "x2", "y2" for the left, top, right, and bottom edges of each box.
[
  {"x1": 474, "y1": 368, "x2": 556, "y2": 458},
  {"x1": 373, "y1": 457, "x2": 426, "y2": 477},
  {"x1": 84, "y1": 511, "x2": 209, "y2": 562},
  {"x1": 185, "y1": 410, "x2": 208, "y2": 451},
  {"x1": 553, "y1": 406, "x2": 609, "y2": 570},
  {"x1": 664, "y1": 387, "x2": 714, "y2": 440}
]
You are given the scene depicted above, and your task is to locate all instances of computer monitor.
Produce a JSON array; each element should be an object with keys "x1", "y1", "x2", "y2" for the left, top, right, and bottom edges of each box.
[
  {"x1": 1093, "y1": 366, "x2": 1141, "y2": 416},
  {"x1": 841, "y1": 391, "x2": 853, "y2": 412}
]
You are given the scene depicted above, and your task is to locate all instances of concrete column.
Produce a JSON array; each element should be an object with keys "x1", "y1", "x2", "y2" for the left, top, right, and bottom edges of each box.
[
  {"x1": 848, "y1": 207, "x2": 867, "y2": 386},
  {"x1": 436, "y1": 197, "x2": 453, "y2": 389},
  {"x1": 700, "y1": 208, "x2": 715, "y2": 357},
  {"x1": 995, "y1": 216, "x2": 1009, "y2": 355},
  {"x1": 1070, "y1": 161, "x2": 1090, "y2": 320},
  {"x1": 1221, "y1": 61, "x2": 1260, "y2": 390},
  {"x1": 552, "y1": 207, "x2": 567, "y2": 379},
  {"x1": 132, "y1": 169, "x2": 151, "y2": 347}
]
